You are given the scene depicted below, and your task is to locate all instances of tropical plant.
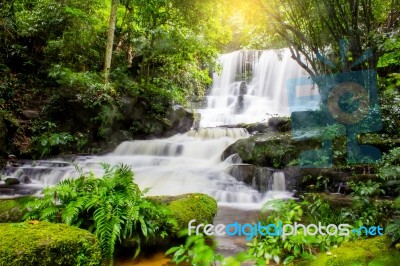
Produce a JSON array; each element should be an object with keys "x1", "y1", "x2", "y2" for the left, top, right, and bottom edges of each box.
[
  {"x1": 303, "y1": 194, "x2": 350, "y2": 225},
  {"x1": 347, "y1": 180, "x2": 396, "y2": 227},
  {"x1": 24, "y1": 164, "x2": 176, "y2": 260},
  {"x1": 247, "y1": 199, "x2": 350, "y2": 265},
  {"x1": 166, "y1": 232, "x2": 249, "y2": 266},
  {"x1": 386, "y1": 197, "x2": 400, "y2": 248}
]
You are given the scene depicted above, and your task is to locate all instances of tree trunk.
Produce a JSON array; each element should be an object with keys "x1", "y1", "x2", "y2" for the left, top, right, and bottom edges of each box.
[{"x1": 104, "y1": 0, "x2": 119, "y2": 83}]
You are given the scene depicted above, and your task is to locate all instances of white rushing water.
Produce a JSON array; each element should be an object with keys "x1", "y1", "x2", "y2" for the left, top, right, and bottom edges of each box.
[
  {"x1": 198, "y1": 49, "x2": 319, "y2": 127},
  {"x1": 2, "y1": 49, "x2": 318, "y2": 206}
]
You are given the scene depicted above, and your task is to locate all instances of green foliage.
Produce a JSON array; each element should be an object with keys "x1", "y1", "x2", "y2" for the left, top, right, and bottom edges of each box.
[
  {"x1": 303, "y1": 194, "x2": 350, "y2": 225},
  {"x1": 377, "y1": 37, "x2": 400, "y2": 83},
  {"x1": 379, "y1": 90, "x2": 400, "y2": 137},
  {"x1": 1, "y1": 0, "x2": 230, "y2": 154},
  {"x1": 166, "y1": 233, "x2": 249, "y2": 266},
  {"x1": 23, "y1": 164, "x2": 175, "y2": 259},
  {"x1": 166, "y1": 233, "x2": 221, "y2": 265},
  {"x1": 305, "y1": 182, "x2": 397, "y2": 230},
  {"x1": 0, "y1": 221, "x2": 101, "y2": 266},
  {"x1": 247, "y1": 199, "x2": 350, "y2": 265},
  {"x1": 347, "y1": 180, "x2": 395, "y2": 227},
  {"x1": 379, "y1": 147, "x2": 400, "y2": 194},
  {"x1": 32, "y1": 131, "x2": 75, "y2": 158},
  {"x1": 385, "y1": 197, "x2": 400, "y2": 248}
]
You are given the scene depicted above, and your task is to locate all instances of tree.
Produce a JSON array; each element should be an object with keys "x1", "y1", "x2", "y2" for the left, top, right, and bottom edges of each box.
[
  {"x1": 255, "y1": 0, "x2": 397, "y2": 79},
  {"x1": 104, "y1": 0, "x2": 119, "y2": 82}
]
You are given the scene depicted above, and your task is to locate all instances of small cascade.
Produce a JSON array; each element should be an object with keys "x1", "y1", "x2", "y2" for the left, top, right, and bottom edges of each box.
[
  {"x1": 113, "y1": 141, "x2": 183, "y2": 156},
  {"x1": 271, "y1": 172, "x2": 286, "y2": 191},
  {"x1": 186, "y1": 127, "x2": 249, "y2": 139},
  {"x1": 3, "y1": 128, "x2": 263, "y2": 204}
]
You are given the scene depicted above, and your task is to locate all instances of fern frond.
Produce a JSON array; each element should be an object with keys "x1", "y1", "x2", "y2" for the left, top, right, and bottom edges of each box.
[{"x1": 40, "y1": 206, "x2": 59, "y2": 221}]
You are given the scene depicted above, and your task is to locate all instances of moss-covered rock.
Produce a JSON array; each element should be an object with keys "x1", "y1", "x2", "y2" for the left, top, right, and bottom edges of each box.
[
  {"x1": 359, "y1": 133, "x2": 400, "y2": 153},
  {"x1": 0, "y1": 197, "x2": 32, "y2": 222},
  {"x1": 0, "y1": 221, "x2": 102, "y2": 266},
  {"x1": 222, "y1": 132, "x2": 321, "y2": 168},
  {"x1": 267, "y1": 116, "x2": 291, "y2": 132},
  {"x1": 303, "y1": 236, "x2": 400, "y2": 266},
  {"x1": 150, "y1": 193, "x2": 217, "y2": 231}
]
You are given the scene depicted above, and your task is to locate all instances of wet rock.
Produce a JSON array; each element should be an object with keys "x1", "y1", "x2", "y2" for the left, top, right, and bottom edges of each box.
[
  {"x1": 225, "y1": 164, "x2": 273, "y2": 193},
  {"x1": 21, "y1": 175, "x2": 31, "y2": 184},
  {"x1": 4, "y1": 178, "x2": 20, "y2": 186},
  {"x1": 239, "y1": 81, "x2": 247, "y2": 95},
  {"x1": 268, "y1": 116, "x2": 291, "y2": 132},
  {"x1": 163, "y1": 106, "x2": 195, "y2": 137},
  {"x1": 221, "y1": 131, "x2": 320, "y2": 168},
  {"x1": 0, "y1": 188, "x2": 15, "y2": 196},
  {"x1": 235, "y1": 95, "x2": 244, "y2": 114}
]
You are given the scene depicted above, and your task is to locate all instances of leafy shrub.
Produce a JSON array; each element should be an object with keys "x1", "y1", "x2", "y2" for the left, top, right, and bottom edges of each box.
[
  {"x1": 386, "y1": 197, "x2": 400, "y2": 247},
  {"x1": 247, "y1": 199, "x2": 350, "y2": 265},
  {"x1": 347, "y1": 180, "x2": 396, "y2": 227},
  {"x1": 166, "y1": 233, "x2": 249, "y2": 266},
  {"x1": 379, "y1": 147, "x2": 400, "y2": 195},
  {"x1": 24, "y1": 164, "x2": 175, "y2": 259}
]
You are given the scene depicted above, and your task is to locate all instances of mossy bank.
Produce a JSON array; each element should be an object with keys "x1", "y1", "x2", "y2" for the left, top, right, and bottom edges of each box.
[{"x1": 302, "y1": 236, "x2": 400, "y2": 266}]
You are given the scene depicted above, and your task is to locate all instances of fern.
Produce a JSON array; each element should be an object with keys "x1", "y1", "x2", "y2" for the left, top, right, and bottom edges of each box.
[{"x1": 23, "y1": 164, "x2": 176, "y2": 260}]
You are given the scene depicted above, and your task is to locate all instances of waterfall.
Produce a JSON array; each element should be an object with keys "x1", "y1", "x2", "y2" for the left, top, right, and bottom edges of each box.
[
  {"x1": 198, "y1": 49, "x2": 318, "y2": 128},
  {"x1": 1, "y1": 49, "x2": 315, "y2": 205}
]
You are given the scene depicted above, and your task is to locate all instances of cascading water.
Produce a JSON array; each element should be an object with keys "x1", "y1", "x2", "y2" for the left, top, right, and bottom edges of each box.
[
  {"x1": 1, "y1": 49, "x2": 317, "y2": 207},
  {"x1": 198, "y1": 49, "x2": 318, "y2": 127}
]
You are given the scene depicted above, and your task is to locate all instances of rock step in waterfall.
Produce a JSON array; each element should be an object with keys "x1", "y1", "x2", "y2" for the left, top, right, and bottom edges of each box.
[{"x1": 1, "y1": 49, "x2": 318, "y2": 207}]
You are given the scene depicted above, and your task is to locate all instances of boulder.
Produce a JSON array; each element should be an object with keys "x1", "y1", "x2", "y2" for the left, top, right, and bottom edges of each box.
[
  {"x1": 149, "y1": 193, "x2": 217, "y2": 231},
  {"x1": 267, "y1": 116, "x2": 291, "y2": 132},
  {"x1": 163, "y1": 106, "x2": 195, "y2": 137},
  {"x1": 0, "y1": 197, "x2": 32, "y2": 222},
  {"x1": 222, "y1": 131, "x2": 321, "y2": 168},
  {"x1": 233, "y1": 122, "x2": 269, "y2": 134},
  {"x1": 4, "y1": 178, "x2": 20, "y2": 185},
  {"x1": 226, "y1": 164, "x2": 285, "y2": 193},
  {"x1": 0, "y1": 222, "x2": 102, "y2": 266}
]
